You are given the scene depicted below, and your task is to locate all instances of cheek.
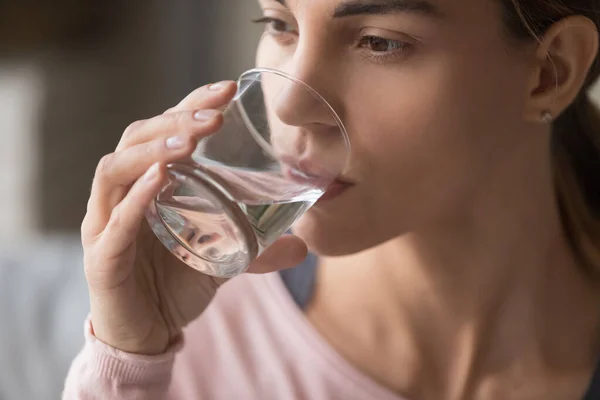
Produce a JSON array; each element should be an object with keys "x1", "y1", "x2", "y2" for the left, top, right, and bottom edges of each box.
[
  {"x1": 256, "y1": 37, "x2": 292, "y2": 70},
  {"x1": 343, "y1": 50, "x2": 527, "y2": 223},
  {"x1": 256, "y1": 39, "x2": 268, "y2": 67},
  {"x1": 350, "y1": 58, "x2": 520, "y2": 161},
  {"x1": 346, "y1": 66, "x2": 479, "y2": 196}
]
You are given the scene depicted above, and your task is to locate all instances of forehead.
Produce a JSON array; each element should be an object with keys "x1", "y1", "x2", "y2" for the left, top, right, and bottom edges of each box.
[
  {"x1": 274, "y1": 0, "x2": 443, "y2": 15},
  {"x1": 260, "y1": 0, "x2": 506, "y2": 39},
  {"x1": 260, "y1": 0, "x2": 502, "y2": 21}
]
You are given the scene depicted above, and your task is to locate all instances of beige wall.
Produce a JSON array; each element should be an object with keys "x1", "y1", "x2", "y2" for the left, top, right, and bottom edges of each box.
[
  {"x1": 0, "y1": 0, "x2": 266, "y2": 236},
  {"x1": 0, "y1": 64, "x2": 42, "y2": 242}
]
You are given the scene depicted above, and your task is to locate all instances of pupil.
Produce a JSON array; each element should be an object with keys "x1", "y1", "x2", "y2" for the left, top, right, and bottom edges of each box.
[
  {"x1": 370, "y1": 38, "x2": 389, "y2": 52},
  {"x1": 274, "y1": 21, "x2": 286, "y2": 31}
]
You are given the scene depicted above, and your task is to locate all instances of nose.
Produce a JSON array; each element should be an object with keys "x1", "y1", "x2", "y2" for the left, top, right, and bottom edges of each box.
[
  {"x1": 271, "y1": 73, "x2": 337, "y2": 129},
  {"x1": 263, "y1": 66, "x2": 348, "y2": 178}
]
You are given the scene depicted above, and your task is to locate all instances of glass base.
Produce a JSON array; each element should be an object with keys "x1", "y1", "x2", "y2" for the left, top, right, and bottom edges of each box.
[{"x1": 146, "y1": 163, "x2": 258, "y2": 278}]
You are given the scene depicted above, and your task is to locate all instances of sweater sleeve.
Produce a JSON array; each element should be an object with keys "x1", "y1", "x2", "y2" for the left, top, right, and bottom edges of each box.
[{"x1": 62, "y1": 318, "x2": 183, "y2": 400}]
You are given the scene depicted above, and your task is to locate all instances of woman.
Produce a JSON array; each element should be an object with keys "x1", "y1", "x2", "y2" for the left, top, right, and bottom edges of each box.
[{"x1": 64, "y1": 0, "x2": 600, "y2": 398}]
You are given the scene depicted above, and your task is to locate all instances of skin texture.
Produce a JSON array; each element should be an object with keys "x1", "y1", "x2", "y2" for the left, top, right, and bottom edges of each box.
[{"x1": 82, "y1": 0, "x2": 600, "y2": 398}]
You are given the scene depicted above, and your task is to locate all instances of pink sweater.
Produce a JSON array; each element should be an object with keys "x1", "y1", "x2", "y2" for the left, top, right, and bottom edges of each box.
[{"x1": 63, "y1": 272, "x2": 406, "y2": 400}]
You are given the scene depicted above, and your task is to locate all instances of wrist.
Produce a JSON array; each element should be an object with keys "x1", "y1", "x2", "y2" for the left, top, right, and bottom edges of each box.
[
  {"x1": 81, "y1": 316, "x2": 182, "y2": 384},
  {"x1": 89, "y1": 317, "x2": 176, "y2": 356}
]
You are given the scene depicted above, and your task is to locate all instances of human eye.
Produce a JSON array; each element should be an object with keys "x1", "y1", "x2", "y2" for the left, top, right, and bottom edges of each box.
[
  {"x1": 252, "y1": 16, "x2": 298, "y2": 45},
  {"x1": 357, "y1": 35, "x2": 415, "y2": 64}
]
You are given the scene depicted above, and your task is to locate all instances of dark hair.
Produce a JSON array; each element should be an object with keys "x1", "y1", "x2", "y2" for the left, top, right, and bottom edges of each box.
[{"x1": 501, "y1": 0, "x2": 600, "y2": 275}]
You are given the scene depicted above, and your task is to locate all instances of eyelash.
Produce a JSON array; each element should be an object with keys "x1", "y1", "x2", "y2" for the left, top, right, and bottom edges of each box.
[
  {"x1": 251, "y1": 17, "x2": 413, "y2": 64},
  {"x1": 252, "y1": 17, "x2": 297, "y2": 39},
  {"x1": 356, "y1": 35, "x2": 413, "y2": 63}
]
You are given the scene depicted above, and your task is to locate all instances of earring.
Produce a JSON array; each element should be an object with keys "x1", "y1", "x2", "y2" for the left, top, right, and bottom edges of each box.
[{"x1": 541, "y1": 110, "x2": 553, "y2": 124}]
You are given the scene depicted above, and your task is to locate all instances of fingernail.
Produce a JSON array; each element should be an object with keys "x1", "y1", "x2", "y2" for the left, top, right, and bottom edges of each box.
[
  {"x1": 166, "y1": 135, "x2": 185, "y2": 149},
  {"x1": 208, "y1": 81, "x2": 229, "y2": 91},
  {"x1": 193, "y1": 109, "x2": 220, "y2": 121},
  {"x1": 144, "y1": 163, "x2": 160, "y2": 182}
]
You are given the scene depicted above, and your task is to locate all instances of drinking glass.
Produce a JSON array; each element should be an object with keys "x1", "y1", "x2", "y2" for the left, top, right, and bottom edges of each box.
[{"x1": 146, "y1": 68, "x2": 350, "y2": 278}]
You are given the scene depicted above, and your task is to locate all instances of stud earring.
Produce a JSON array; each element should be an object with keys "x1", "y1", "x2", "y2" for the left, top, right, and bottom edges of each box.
[{"x1": 541, "y1": 110, "x2": 553, "y2": 124}]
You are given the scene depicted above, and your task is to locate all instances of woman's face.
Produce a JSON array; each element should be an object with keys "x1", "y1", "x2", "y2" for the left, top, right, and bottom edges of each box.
[{"x1": 255, "y1": 0, "x2": 536, "y2": 256}]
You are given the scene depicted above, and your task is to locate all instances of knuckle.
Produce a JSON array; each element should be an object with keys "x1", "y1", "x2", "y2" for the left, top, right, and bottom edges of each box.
[
  {"x1": 80, "y1": 215, "x2": 92, "y2": 242},
  {"x1": 85, "y1": 195, "x2": 94, "y2": 214},
  {"x1": 170, "y1": 85, "x2": 213, "y2": 113},
  {"x1": 107, "y1": 203, "x2": 138, "y2": 239},
  {"x1": 172, "y1": 110, "x2": 192, "y2": 129},
  {"x1": 107, "y1": 204, "x2": 123, "y2": 231},
  {"x1": 144, "y1": 140, "x2": 159, "y2": 158},
  {"x1": 81, "y1": 214, "x2": 101, "y2": 248},
  {"x1": 187, "y1": 85, "x2": 212, "y2": 102},
  {"x1": 193, "y1": 85, "x2": 210, "y2": 98},
  {"x1": 122, "y1": 119, "x2": 145, "y2": 141},
  {"x1": 95, "y1": 153, "x2": 115, "y2": 179}
]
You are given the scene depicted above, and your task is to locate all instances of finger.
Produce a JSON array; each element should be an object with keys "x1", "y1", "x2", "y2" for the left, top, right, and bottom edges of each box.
[
  {"x1": 246, "y1": 235, "x2": 309, "y2": 274},
  {"x1": 164, "y1": 81, "x2": 237, "y2": 114},
  {"x1": 84, "y1": 131, "x2": 200, "y2": 239},
  {"x1": 117, "y1": 109, "x2": 223, "y2": 151},
  {"x1": 98, "y1": 163, "x2": 166, "y2": 261}
]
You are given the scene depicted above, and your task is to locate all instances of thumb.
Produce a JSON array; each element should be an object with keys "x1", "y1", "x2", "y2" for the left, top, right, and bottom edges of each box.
[{"x1": 247, "y1": 235, "x2": 308, "y2": 274}]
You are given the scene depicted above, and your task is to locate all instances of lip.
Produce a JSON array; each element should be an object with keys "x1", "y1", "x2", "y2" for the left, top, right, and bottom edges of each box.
[
  {"x1": 283, "y1": 164, "x2": 353, "y2": 186},
  {"x1": 282, "y1": 165, "x2": 330, "y2": 187},
  {"x1": 317, "y1": 180, "x2": 353, "y2": 203},
  {"x1": 280, "y1": 162, "x2": 354, "y2": 203}
]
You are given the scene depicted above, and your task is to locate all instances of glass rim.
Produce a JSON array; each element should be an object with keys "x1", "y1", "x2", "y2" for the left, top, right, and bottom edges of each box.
[{"x1": 237, "y1": 67, "x2": 351, "y2": 171}]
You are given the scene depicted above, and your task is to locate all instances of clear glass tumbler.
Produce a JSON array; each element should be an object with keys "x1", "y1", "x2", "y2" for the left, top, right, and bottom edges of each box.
[{"x1": 146, "y1": 68, "x2": 350, "y2": 278}]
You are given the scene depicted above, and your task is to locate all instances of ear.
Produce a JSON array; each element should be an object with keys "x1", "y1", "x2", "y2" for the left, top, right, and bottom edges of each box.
[{"x1": 523, "y1": 15, "x2": 599, "y2": 123}]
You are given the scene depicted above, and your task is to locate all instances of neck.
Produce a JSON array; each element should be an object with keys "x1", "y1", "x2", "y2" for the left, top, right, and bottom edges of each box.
[{"x1": 307, "y1": 135, "x2": 600, "y2": 399}]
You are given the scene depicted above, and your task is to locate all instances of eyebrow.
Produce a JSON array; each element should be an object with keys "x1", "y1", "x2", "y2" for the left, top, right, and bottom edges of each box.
[
  {"x1": 333, "y1": 0, "x2": 442, "y2": 18},
  {"x1": 274, "y1": 0, "x2": 442, "y2": 19}
]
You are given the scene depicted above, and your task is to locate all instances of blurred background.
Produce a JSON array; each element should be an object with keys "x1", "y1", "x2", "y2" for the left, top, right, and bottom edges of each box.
[
  {"x1": 0, "y1": 1, "x2": 262, "y2": 399},
  {"x1": 1, "y1": 2, "x2": 600, "y2": 399}
]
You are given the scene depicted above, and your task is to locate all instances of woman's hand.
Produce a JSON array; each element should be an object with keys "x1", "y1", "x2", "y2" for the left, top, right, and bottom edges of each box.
[{"x1": 81, "y1": 82, "x2": 308, "y2": 355}]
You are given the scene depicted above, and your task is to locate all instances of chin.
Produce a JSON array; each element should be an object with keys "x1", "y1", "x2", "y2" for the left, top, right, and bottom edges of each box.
[{"x1": 291, "y1": 209, "x2": 388, "y2": 257}]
